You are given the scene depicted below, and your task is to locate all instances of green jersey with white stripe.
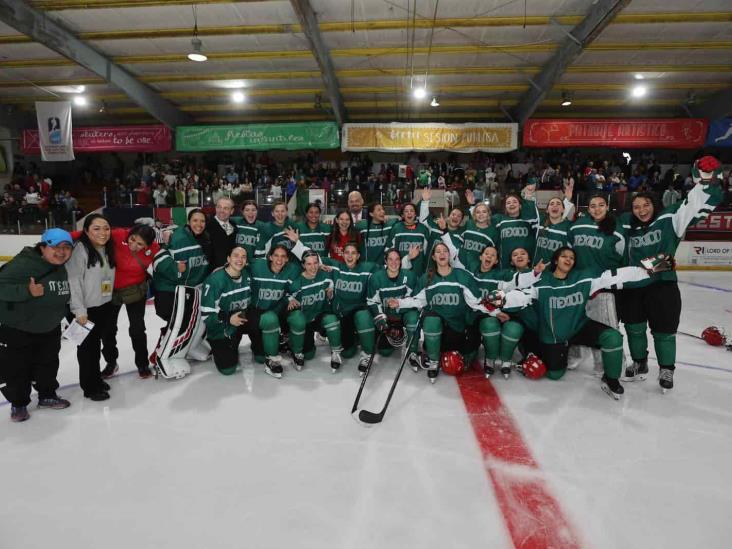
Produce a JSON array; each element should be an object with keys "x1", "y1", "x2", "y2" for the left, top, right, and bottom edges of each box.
[
  {"x1": 256, "y1": 219, "x2": 297, "y2": 258},
  {"x1": 152, "y1": 226, "x2": 210, "y2": 292},
  {"x1": 200, "y1": 268, "x2": 251, "y2": 340},
  {"x1": 569, "y1": 217, "x2": 625, "y2": 273},
  {"x1": 493, "y1": 198, "x2": 540, "y2": 268},
  {"x1": 286, "y1": 270, "x2": 333, "y2": 323},
  {"x1": 356, "y1": 218, "x2": 396, "y2": 264},
  {"x1": 386, "y1": 221, "x2": 431, "y2": 275},
  {"x1": 249, "y1": 257, "x2": 301, "y2": 314},
  {"x1": 460, "y1": 219, "x2": 499, "y2": 267},
  {"x1": 534, "y1": 219, "x2": 573, "y2": 264},
  {"x1": 231, "y1": 217, "x2": 265, "y2": 263},
  {"x1": 294, "y1": 221, "x2": 331, "y2": 257},
  {"x1": 323, "y1": 258, "x2": 376, "y2": 316},
  {"x1": 367, "y1": 267, "x2": 418, "y2": 319}
]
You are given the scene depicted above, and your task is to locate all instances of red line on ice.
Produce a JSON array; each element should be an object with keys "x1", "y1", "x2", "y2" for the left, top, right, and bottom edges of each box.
[{"x1": 457, "y1": 371, "x2": 583, "y2": 549}]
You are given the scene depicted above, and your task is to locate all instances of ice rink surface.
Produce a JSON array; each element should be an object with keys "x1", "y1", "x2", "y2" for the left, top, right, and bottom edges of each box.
[{"x1": 2, "y1": 272, "x2": 731, "y2": 549}]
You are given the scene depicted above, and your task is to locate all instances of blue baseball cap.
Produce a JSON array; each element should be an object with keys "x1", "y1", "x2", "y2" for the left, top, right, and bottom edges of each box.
[{"x1": 41, "y1": 228, "x2": 73, "y2": 247}]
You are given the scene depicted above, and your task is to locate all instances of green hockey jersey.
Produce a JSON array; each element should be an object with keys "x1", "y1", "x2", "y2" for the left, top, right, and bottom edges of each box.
[
  {"x1": 385, "y1": 221, "x2": 431, "y2": 275},
  {"x1": 492, "y1": 198, "x2": 539, "y2": 268},
  {"x1": 294, "y1": 221, "x2": 331, "y2": 257},
  {"x1": 249, "y1": 257, "x2": 301, "y2": 314},
  {"x1": 153, "y1": 226, "x2": 210, "y2": 292},
  {"x1": 569, "y1": 217, "x2": 625, "y2": 273},
  {"x1": 286, "y1": 269, "x2": 333, "y2": 323},
  {"x1": 621, "y1": 183, "x2": 722, "y2": 288},
  {"x1": 356, "y1": 218, "x2": 396, "y2": 264},
  {"x1": 201, "y1": 268, "x2": 251, "y2": 340},
  {"x1": 534, "y1": 219, "x2": 573, "y2": 265},
  {"x1": 256, "y1": 219, "x2": 297, "y2": 258},
  {"x1": 231, "y1": 216, "x2": 265, "y2": 262},
  {"x1": 460, "y1": 219, "x2": 499, "y2": 267},
  {"x1": 367, "y1": 267, "x2": 418, "y2": 319},
  {"x1": 322, "y1": 258, "x2": 376, "y2": 316}
]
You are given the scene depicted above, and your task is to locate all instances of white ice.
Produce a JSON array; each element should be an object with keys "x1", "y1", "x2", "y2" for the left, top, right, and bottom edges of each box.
[{"x1": 2, "y1": 272, "x2": 731, "y2": 549}]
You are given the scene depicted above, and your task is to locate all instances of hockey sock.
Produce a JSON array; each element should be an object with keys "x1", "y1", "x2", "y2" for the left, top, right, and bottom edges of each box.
[
  {"x1": 404, "y1": 310, "x2": 420, "y2": 353},
  {"x1": 422, "y1": 316, "x2": 443, "y2": 362},
  {"x1": 499, "y1": 320, "x2": 524, "y2": 363},
  {"x1": 286, "y1": 311, "x2": 306, "y2": 354},
  {"x1": 625, "y1": 322, "x2": 649, "y2": 361},
  {"x1": 322, "y1": 314, "x2": 342, "y2": 350},
  {"x1": 218, "y1": 366, "x2": 237, "y2": 376},
  {"x1": 304, "y1": 349, "x2": 316, "y2": 360},
  {"x1": 480, "y1": 316, "x2": 501, "y2": 360},
  {"x1": 354, "y1": 310, "x2": 375, "y2": 354},
  {"x1": 546, "y1": 369, "x2": 566, "y2": 381},
  {"x1": 598, "y1": 328, "x2": 624, "y2": 379},
  {"x1": 341, "y1": 346, "x2": 358, "y2": 359},
  {"x1": 259, "y1": 311, "x2": 281, "y2": 357},
  {"x1": 652, "y1": 331, "x2": 676, "y2": 368}
]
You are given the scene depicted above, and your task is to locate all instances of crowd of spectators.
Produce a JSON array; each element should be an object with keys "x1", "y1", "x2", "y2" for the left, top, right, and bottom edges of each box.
[{"x1": 1, "y1": 172, "x2": 81, "y2": 231}]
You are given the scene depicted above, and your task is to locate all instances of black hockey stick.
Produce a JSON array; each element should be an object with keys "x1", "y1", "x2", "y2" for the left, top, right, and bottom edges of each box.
[
  {"x1": 350, "y1": 332, "x2": 383, "y2": 414},
  {"x1": 678, "y1": 330, "x2": 732, "y2": 351},
  {"x1": 355, "y1": 311, "x2": 426, "y2": 425}
]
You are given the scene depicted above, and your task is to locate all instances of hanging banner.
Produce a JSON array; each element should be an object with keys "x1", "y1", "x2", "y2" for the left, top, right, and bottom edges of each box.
[
  {"x1": 341, "y1": 123, "x2": 518, "y2": 153},
  {"x1": 523, "y1": 118, "x2": 708, "y2": 149},
  {"x1": 22, "y1": 124, "x2": 172, "y2": 155},
  {"x1": 706, "y1": 118, "x2": 732, "y2": 147},
  {"x1": 176, "y1": 122, "x2": 339, "y2": 152},
  {"x1": 35, "y1": 101, "x2": 74, "y2": 161}
]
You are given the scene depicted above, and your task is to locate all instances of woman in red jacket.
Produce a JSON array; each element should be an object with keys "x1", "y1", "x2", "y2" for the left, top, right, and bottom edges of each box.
[
  {"x1": 72, "y1": 223, "x2": 159, "y2": 378},
  {"x1": 325, "y1": 209, "x2": 361, "y2": 263}
]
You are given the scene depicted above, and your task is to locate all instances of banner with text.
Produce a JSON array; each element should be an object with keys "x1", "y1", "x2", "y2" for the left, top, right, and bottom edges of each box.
[
  {"x1": 34, "y1": 101, "x2": 74, "y2": 161},
  {"x1": 706, "y1": 118, "x2": 732, "y2": 147},
  {"x1": 176, "y1": 122, "x2": 339, "y2": 152},
  {"x1": 677, "y1": 241, "x2": 732, "y2": 270},
  {"x1": 523, "y1": 118, "x2": 708, "y2": 149},
  {"x1": 342, "y1": 123, "x2": 518, "y2": 153},
  {"x1": 22, "y1": 124, "x2": 171, "y2": 155}
]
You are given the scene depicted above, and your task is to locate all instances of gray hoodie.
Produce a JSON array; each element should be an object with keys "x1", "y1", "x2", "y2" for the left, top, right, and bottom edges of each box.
[{"x1": 66, "y1": 242, "x2": 116, "y2": 316}]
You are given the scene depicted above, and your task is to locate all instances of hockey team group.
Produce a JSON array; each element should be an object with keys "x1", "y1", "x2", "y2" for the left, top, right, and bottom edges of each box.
[{"x1": 0, "y1": 155, "x2": 724, "y2": 423}]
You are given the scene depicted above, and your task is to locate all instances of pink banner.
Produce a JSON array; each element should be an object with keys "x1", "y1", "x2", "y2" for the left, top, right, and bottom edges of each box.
[
  {"x1": 523, "y1": 118, "x2": 708, "y2": 149},
  {"x1": 22, "y1": 124, "x2": 171, "y2": 154}
]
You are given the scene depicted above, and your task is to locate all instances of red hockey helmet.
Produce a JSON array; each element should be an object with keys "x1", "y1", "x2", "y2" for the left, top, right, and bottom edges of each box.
[
  {"x1": 701, "y1": 326, "x2": 727, "y2": 347},
  {"x1": 518, "y1": 353, "x2": 547, "y2": 380},
  {"x1": 440, "y1": 351, "x2": 465, "y2": 376}
]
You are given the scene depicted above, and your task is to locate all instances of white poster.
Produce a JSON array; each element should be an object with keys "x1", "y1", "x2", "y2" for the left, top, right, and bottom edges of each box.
[
  {"x1": 35, "y1": 101, "x2": 75, "y2": 161},
  {"x1": 677, "y1": 241, "x2": 732, "y2": 270}
]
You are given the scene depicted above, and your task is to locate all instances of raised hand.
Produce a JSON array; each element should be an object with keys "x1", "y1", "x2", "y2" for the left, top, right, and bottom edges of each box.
[
  {"x1": 421, "y1": 186, "x2": 432, "y2": 202},
  {"x1": 533, "y1": 259, "x2": 547, "y2": 275},
  {"x1": 435, "y1": 214, "x2": 447, "y2": 231},
  {"x1": 284, "y1": 227, "x2": 300, "y2": 242},
  {"x1": 407, "y1": 244, "x2": 421, "y2": 260},
  {"x1": 465, "y1": 188, "x2": 475, "y2": 205},
  {"x1": 564, "y1": 179, "x2": 574, "y2": 200},
  {"x1": 28, "y1": 277, "x2": 44, "y2": 297}
]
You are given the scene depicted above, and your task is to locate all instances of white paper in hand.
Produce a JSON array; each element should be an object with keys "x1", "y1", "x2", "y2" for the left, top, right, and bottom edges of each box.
[{"x1": 63, "y1": 319, "x2": 95, "y2": 346}]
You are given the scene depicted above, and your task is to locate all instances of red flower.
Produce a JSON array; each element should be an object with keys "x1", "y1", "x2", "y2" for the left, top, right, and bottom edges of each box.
[{"x1": 697, "y1": 156, "x2": 721, "y2": 173}]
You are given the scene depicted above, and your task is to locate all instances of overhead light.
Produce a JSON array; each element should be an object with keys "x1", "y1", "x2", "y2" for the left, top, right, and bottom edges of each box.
[
  {"x1": 631, "y1": 85, "x2": 647, "y2": 98},
  {"x1": 430, "y1": 96, "x2": 439, "y2": 107},
  {"x1": 413, "y1": 87, "x2": 427, "y2": 100},
  {"x1": 188, "y1": 37, "x2": 207, "y2": 62},
  {"x1": 73, "y1": 95, "x2": 87, "y2": 106},
  {"x1": 634, "y1": 73, "x2": 645, "y2": 80},
  {"x1": 187, "y1": 6, "x2": 207, "y2": 62},
  {"x1": 232, "y1": 90, "x2": 245, "y2": 103},
  {"x1": 560, "y1": 91, "x2": 572, "y2": 107},
  {"x1": 73, "y1": 85, "x2": 86, "y2": 93}
]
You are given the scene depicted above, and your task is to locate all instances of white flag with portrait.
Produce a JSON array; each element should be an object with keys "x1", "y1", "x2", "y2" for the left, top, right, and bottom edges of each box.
[{"x1": 35, "y1": 101, "x2": 75, "y2": 161}]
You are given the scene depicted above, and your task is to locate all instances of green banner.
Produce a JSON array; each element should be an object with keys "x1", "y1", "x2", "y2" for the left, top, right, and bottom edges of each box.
[{"x1": 176, "y1": 122, "x2": 340, "y2": 152}]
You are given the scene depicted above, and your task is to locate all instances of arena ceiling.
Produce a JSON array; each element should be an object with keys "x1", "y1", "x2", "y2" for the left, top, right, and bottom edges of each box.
[{"x1": 0, "y1": 0, "x2": 731, "y2": 128}]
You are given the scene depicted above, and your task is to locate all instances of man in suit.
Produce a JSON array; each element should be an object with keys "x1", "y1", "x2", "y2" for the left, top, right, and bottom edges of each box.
[
  {"x1": 208, "y1": 197, "x2": 237, "y2": 268},
  {"x1": 348, "y1": 191, "x2": 367, "y2": 224}
]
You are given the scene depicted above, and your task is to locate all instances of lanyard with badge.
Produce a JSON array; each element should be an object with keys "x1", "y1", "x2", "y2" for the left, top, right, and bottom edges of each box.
[{"x1": 100, "y1": 252, "x2": 113, "y2": 297}]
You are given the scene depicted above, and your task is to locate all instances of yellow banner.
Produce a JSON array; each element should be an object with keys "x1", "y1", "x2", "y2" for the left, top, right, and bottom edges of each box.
[{"x1": 342, "y1": 122, "x2": 518, "y2": 153}]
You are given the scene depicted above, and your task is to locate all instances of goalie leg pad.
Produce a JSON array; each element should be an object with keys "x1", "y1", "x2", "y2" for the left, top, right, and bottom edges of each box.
[
  {"x1": 154, "y1": 286, "x2": 200, "y2": 379},
  {"x1": 585, "y1": 292, "x2": 619, "y2": 329}
]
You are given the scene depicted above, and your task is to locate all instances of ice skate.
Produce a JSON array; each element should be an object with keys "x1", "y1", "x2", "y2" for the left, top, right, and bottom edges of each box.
[
  {"x1": 601, "y1": 375, "x2": 624, "y2": 401},
  {"x1": 291, "y1": 350, "x2": 305, "y2": 371},
  {"x1": 408, "y1": 351, "x2": 422, "y2": 373},
  {"x1": 659, "y1": 367, "x2": 674, "y2": 394},
  {"x1": 425, "y1": 358, "x2": 439, "y2": 384},
  {"x1": 265, "y1": 356, "x2": 284, "y2": 379},
  {"x1": 499, "y1": 359, "x2": 512, "y2": 379},
  {"x1": 484, "y1": 358, "x2": 496, "y2": 379},
  {"x1": 358, "y1": 351, "x2": 372, "y2": 376},
  {"x1": 623, "y1": 358, "x2": 649, "y2": 382},
  {"x1": 331, "y1": 348, "x2": 342, "y2": 373}
]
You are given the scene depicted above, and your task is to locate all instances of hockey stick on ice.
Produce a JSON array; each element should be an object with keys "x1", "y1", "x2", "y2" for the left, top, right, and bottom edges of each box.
[
  {"x1": 355, "y1": 311, "x2": 426, "y2": 425},
  {"x1": 678, "y1": 330, "x2": 732, "y2": 351},
  {"x1": 350, "y1": 332, "x2": 383, "y2": 414}
]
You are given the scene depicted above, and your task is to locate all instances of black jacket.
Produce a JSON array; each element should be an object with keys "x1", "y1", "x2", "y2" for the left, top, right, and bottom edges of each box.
[{"x1": 207, "y1": 216, "x2": 237, "y2": 268}]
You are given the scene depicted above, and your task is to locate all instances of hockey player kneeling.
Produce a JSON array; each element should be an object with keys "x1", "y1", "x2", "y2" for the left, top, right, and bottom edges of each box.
[
  {"x1": 200, "y1": 247, "x2": 251, "y2": 375},
  {"x1": 387, "y1": 242, "x2": 494, "y2": 384},
  {"x1": 500, "y1": 247, "x2": 671, "y2": 400}
]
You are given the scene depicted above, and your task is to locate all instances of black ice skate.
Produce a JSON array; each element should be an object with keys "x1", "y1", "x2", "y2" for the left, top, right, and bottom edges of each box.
[
  {"x1": 484, "y1": 358, "x2": 495, "y2": 379},
  {"x1": 358, "y1": 351, "x2": 372, "y2": 376},
  {"x1": 408, "y1": 352, "x2": 422, "y2": 373},
  {"x1": 331, "y1": 348, "x2": 342, "y2": 373},
  {"x1": 291, "y1": 350, "x2": 305, "y2": 371},
  {"x1": 659, "y1": 367, "x2": 674, "y2": 394},
  {"x1": 601, "y1": 375, "x2": 624, "y2": 401},
  {"x1": 265, "y1": 356, "x2": 284, "y2": 379},
  {"x1": 498, "y1": 359, "x2": 511, "y2": 379},
  {"x1": 623, "y1": 358, "x2": 649, "y2": 382}
]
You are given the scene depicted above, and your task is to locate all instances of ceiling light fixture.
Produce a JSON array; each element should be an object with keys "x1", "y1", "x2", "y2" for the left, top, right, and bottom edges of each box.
[
  {"x1": 187, "y1": 6, "x2": 207, "y2": 62},
  {"x1": 560, "y1": 91, "x2": 572, "y2": 107},
  {"x1": 73, "y1": 85, "x2": 86, "y2": 93},
  {"x1": 634, "y1": 73, "x2": 645, "y2": 80},
  {"x1": 413, "y1": 87, "x2": 427, "y2": 100},
  {"x1": 232, "y1": 90, "x2": 245, "y2": 103},
  {"x1": 631, "y1": 85, "x2": 647, "y2": 98},
  {"x1": 430, "y1": 96, "x2": 439, "y2": 107},
  {"x1": 73, "y1": 95, "x2": 87, "y2": 106}
]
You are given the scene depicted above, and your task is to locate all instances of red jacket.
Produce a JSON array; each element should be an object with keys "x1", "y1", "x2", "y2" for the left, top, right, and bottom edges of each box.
[{"x1": 71, "y1": 228, "x2": 160, "y2": 289}]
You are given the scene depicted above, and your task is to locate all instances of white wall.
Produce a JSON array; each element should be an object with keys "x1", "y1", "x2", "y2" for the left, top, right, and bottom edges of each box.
[{"x1": 0, "y1": 235, "x2": 42, "y2": 264}]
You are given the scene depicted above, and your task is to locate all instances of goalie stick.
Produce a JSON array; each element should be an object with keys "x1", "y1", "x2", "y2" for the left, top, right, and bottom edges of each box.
[{"x1": 354, "y1": 310, "x2": 426, "y2": 426}]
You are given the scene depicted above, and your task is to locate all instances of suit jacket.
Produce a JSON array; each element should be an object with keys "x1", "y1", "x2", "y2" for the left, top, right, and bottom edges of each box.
[
  {"x1": 207, "y1": 215, "x2": 237, "y2": 268},
  {"x1": 350, "y1": 208, "x2": 368, "y2": 225}
]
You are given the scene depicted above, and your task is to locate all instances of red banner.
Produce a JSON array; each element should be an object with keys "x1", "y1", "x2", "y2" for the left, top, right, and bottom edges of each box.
[
  {"x1": 523, "y1": 118, "x2": 708, "y2": 149},
  {"x1": 688, "y1": 212, "x2": 732, "y2": 233},
  {"x1": 22, "y1": 124, "x2": 172, "y2": 154}
]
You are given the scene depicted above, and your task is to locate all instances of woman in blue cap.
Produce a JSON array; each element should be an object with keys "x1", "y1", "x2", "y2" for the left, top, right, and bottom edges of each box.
[{"x1": 0, "y1": 228, "x2": 74, "y2": 422}]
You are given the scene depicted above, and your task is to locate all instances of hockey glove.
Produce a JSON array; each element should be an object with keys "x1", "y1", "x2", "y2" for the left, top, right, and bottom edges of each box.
[
  {"x1": 640, "y1": 253, "x2": 675, "y2": 274},
  {"x1": 374, "y1": 314, "x2": 388, "y2": 332}
]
